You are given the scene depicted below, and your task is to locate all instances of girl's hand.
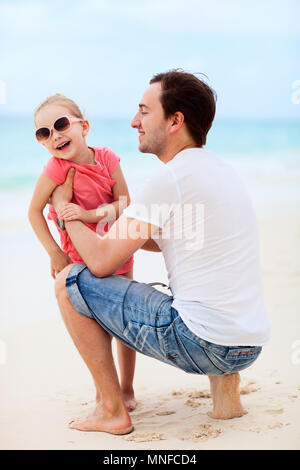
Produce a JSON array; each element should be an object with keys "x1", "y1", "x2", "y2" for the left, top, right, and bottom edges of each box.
[
  {"x1": 50, "y1": 250, "x2": 72, "y2": 279},
  {"x1": 59, "y1": 203, "x2": 90, "y2": 223}
]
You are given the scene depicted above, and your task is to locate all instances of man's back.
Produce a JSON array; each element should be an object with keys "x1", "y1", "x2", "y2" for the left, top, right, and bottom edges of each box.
[{"x1": 125, "y1": 148, "x2": 270, "y2": 347}]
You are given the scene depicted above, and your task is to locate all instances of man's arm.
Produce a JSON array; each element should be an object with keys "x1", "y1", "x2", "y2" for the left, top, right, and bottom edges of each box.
[
  {"x1": 51, "y1": 168, "x2": 160, "y2": 274},
  {"x1": 64, "y1": 214, "x2": 159, "y2": 277}
]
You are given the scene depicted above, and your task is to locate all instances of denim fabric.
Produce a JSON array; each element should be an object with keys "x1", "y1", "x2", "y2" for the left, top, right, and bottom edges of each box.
[{"x1": 66, "y1": 263, "x2": 262, "y2": 376}]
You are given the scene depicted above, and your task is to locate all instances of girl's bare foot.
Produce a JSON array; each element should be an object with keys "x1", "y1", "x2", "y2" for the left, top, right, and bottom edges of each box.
[
  {"x1": 209, "y1": 372, "x2": 247, "y2": 419},
  {"x1": 122, "y1": 389, "x2": 137, "y2": 412},
  {"x1": 95, "y1": 389, "x2": 137, "y2": 412},
  {"x1": 69, "y1": 402, "x2": 133, "y2": 435}
]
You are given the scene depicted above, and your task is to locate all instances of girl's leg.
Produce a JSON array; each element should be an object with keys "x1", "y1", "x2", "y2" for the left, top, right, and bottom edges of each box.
[
  {"x1": 55, "y1": 265, "x2": 132, "y2": 434},
  {"x1": 116, "y1": 268, "x2": 137, "y2": 411}
]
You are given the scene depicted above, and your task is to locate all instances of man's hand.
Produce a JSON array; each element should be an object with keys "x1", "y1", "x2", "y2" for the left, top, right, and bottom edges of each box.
[{"x1": 50, "y1": 168, "x2": 75, "y2": 214}]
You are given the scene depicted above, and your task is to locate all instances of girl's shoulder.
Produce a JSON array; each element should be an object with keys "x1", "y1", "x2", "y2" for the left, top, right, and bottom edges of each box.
[
  {"x1": 43, "y1": 156, "x2": 70, "y2": 185},
  {"x1": 46, "y1": 155, "x2": 71, "y2": 170},
  {"x1": 93, "y1": 146, "x2": 120, "y2": 176}
]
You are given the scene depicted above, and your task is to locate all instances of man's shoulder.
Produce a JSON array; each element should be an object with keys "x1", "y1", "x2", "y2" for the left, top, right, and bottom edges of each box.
[
  {"x1": 128, "y1": 163, "x2": 180, "y2": 207},
  {"x1": 140, "y1": 163, "x2": 174, "y2": 187},
  {"x1": 168, "y1": 147, "x2": 218, "y2": 166}
]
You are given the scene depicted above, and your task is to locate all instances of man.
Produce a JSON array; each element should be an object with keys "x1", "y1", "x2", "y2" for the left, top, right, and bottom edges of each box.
[{"x1": 54, "y1": 70, "x2": 270, "y2": 435}]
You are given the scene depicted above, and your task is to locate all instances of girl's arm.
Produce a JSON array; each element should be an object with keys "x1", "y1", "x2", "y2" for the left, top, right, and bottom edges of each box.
[
  {"x1": 59, "y1": 163, "x2": 130, "y2": 224},
  {"x1": 28, "y1": 173, "x2": 72, "y2": 278}
]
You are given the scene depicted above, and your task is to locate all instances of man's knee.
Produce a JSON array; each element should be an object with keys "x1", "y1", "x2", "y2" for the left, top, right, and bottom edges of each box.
[{"x1": 54, "y1": 263, "x2": 76, "y2": 299}]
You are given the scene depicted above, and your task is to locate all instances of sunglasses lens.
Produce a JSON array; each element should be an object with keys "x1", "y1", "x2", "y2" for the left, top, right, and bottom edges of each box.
[
  {"x1": 35, "y1": 127, "x2": 50, "y2": 142},
  {"x1": 54, "y1": 116, "x2": 70, "y2": 132}
]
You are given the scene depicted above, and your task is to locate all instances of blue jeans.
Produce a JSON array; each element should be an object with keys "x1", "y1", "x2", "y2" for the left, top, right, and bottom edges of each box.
[{"x1": 66, "y1": 263, "x2": 262, "y2": 375}]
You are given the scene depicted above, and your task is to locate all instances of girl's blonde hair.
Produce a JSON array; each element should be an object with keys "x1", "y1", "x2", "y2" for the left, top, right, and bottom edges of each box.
[{"x1": 34, "y1": 93, "x2": 84, "y2": 120}]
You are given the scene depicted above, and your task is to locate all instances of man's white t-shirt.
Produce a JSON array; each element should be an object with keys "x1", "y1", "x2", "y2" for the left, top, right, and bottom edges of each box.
[{"x1": 123, "y1": 148, "x2": 270, "y2": 346}]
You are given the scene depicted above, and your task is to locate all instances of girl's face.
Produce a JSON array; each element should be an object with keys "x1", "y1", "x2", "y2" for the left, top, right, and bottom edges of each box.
[{"x1": 35, "y1": 104, "x2": 89, "y2": 162}]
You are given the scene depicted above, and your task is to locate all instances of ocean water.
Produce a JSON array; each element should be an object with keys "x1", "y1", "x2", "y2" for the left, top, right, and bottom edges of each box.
[
  {"x1": 0, "y1": 115, "x2": 300, "y2": 214},
  {"x1": 1, "y1": 116, "x2": 299, "y2": 329}
]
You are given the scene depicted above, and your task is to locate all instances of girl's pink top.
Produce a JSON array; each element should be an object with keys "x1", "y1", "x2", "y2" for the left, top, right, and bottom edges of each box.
[{"x1": 43, "y1": 146, "x2": 133, "y2": 275}]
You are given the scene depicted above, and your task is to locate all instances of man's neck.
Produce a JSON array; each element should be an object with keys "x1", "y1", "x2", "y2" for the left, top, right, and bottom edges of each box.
[{"x1": 158, "y1": 140, "x2": 200, "y2": 164}]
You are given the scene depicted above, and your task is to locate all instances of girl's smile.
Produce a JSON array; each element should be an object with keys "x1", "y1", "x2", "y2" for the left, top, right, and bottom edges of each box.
[
  {"x1": 35, "y1": 104, "x2": 93, "y2": 165},
  {"x1": 56, "y1": 140, "x2": 71, "y2": 151}
]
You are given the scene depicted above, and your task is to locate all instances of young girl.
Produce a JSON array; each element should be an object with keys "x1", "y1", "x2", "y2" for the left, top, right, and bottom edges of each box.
[{"x1": 28, "y1": 94, "x2": 136, "y2": 411}]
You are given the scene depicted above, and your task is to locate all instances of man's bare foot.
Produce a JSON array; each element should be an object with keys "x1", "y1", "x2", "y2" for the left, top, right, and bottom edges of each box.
[
  {"x1": 209, "y1": 373, "x2": 248, "y2": 420},
  {"x1": 69, "y1": 402, "x2": 133, "y2": 435}
]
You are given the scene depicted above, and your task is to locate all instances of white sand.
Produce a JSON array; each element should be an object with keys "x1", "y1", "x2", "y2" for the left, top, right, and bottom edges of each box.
[{"x1": 1, "y1": 209, "x2": 300, "y2": 450}]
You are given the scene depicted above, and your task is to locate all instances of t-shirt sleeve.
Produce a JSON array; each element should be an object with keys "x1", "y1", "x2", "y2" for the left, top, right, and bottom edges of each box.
[
  {"x1": 123, "y1": 166, "x2": 180, "y2": 228},
  {"x1": 101, "y1": 147, "x2": 121, "y2": 176},
  {"x1": 42, "y1": 157, "x2": 67, "y2": 185}
]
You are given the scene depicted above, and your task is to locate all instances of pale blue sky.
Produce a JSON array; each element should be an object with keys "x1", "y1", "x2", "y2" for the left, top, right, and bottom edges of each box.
[{"x1": 0, "y1": 0, "x2": 299, "y2": 119}]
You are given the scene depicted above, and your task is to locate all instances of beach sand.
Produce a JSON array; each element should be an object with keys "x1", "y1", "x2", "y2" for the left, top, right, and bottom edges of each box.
[{"x1": 1, "y1": 207, "x2": 300, "y2": 450}]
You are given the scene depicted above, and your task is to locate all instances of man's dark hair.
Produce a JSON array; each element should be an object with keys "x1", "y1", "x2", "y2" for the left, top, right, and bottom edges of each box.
[{"x1": 150, "y1": 69, "x2": 217, "y2": 147}]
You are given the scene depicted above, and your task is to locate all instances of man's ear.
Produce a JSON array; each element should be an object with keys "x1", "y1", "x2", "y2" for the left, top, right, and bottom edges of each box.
[
  {"x1": 82, "y1": 120, "x2": 90, "y2": 137},
  {"x1": 169, "y1": 112, "x2": 184, "y2": 133}
]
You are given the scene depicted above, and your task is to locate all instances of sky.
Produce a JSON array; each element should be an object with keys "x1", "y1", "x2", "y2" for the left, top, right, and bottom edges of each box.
[{"x1": 0, "y1": 0, "x2": 299, "y2": 120}]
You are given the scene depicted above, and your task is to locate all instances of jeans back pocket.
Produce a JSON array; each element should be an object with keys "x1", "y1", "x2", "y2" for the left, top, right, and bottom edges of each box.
[
  {"x1": 225, "y1": 347, "x2": 262, "y2": 360},
  {"x1": 224, "y1": 347, "x2": 262, "y2": 373}
]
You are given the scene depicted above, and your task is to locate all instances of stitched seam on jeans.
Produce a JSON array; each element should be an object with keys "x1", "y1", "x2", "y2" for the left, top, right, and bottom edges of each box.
[
  {"x1": 80, "y1": 278, "x2": 170, "y2": 317},
  {"x1": 124, "y1": 322, "x2": 166, "y2": 360},
  {"x1": 121, "y1": 279, "x2": 135, "y2": 329},
  {"x1": 67, "y1": 283, "x2": 93, "y2": 318},
  {"x1": 141, "y1": 326, "x2": 166, "y2": 358},
  {"x1": 180, "y1": 331, "x2": 228, "y2": 358},
  {"x1": 169, "y1": 324, "x2": 204, "y2": 374},
  {"x1": 82, "y1": 288, "x2": 161, "y2": 316},
  {"x1": 163, "y1": 330, "x2": 190, "y2": 372},
  {"x1": 176, "y1": 331, "x2": 205, "y2": 374},
  {"x1": 225, "y1": 349, "x2": 260, "y2": 360},
  {"x1": 85, "y1": 288, "x2": 124, "y2": 305},
  {"x1": 204, "y1": 348, "x2": 234, "y2": 374},
  {"x1": 172, "y1": 316, "x2": 233, "y2": 356},
  {"x1": 156, "y1": 295, "x2": 173, "y2": 315}
]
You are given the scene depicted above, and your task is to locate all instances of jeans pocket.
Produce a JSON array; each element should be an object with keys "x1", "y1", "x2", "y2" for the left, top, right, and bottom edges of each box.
[
  {"x1": 224, "y1": 347, "x2": 262, "y2": 373},
  {"x1": 123, "y1": 320, "x2": 168, "y2": 362},
  {"x1": 164, "y1": 325, "x2": 206, "y2": 374},
  {"x1": 204, "y1": 347, "x2": 262, "y2": 374},
  {"x1": 225, "y1": 347, "x2": 262, "y2": 360}
]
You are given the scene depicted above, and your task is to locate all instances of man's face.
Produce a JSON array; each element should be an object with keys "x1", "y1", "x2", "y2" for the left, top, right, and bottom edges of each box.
[{"x1": 131, "y1": 82, "x2": 168, "y2": 156}]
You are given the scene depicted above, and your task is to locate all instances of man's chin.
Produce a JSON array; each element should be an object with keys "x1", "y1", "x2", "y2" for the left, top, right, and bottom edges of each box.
[
  {"x1": 139, "y1": 142, "x2": 156, "y2": 154},
  {"x1": 138, "y1": 144, "x2": 148, "y2": 154}
]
